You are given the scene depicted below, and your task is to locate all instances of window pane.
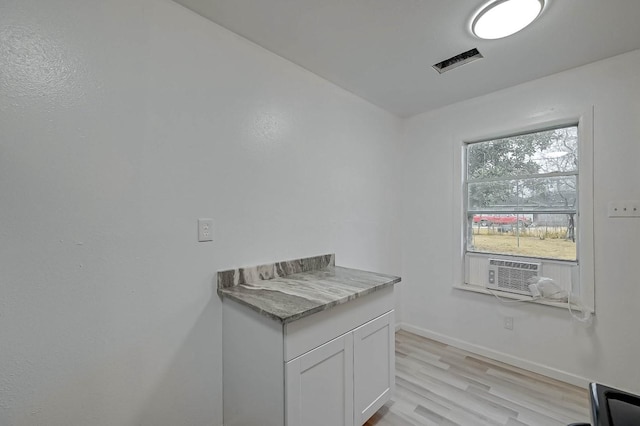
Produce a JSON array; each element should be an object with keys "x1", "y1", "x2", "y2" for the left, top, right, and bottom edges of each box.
[
  {"x1": 467, "y1": 126, "x2": 578, "y2": 181},
  {"x1": 468, "y1": 176, "x2": 577, "y2": 213},
  {"x1": 468, "y1": 179, "x2": 518, "y2": 211},
  {"x1": 520, "y1": 176, "x2": 577, "y2": 211},
  {"x1": 467, "y1": 215, "x2": 577, "y2": 261}
]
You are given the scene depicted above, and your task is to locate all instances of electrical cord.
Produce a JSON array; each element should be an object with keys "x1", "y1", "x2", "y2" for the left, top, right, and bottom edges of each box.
[
  {"x1": 568, "y1": 291, "x2": 593, "y2": 323},
  {"x1": 487, "y1": 286, "x2": 593, "y2": 324}
]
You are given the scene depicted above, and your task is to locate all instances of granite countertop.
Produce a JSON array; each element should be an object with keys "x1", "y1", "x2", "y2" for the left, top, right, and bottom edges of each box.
[{"x1": 217, "y1": 254, "x2": 401, "y2": 324}]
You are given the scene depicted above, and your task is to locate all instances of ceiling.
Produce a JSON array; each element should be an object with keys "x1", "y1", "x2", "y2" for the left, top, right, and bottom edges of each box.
[{"x1": 173, "y1": 0, "x2": 640, "y2": 117}]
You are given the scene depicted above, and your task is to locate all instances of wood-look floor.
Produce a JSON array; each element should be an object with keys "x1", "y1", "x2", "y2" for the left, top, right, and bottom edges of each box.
[{"x1": 365, "y1": 330, "x2": 591, "y2": 426}]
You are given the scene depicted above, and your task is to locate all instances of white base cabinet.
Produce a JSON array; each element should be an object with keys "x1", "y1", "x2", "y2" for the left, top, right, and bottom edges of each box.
[
  {"x1": 286, "y1": 332, "x2": 354, "y2": 426},
  {"x1": 353, "y1": 311, "x2": 395, "y2": 424},
  {"x1": 285, "y1": 311, "x2": 394, "y2": 426},
  {"x1": 222, "y1": 286, "x2": 395, "y2": 426}
]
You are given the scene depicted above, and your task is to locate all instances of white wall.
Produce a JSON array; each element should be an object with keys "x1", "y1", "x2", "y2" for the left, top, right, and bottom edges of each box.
[
  {"x1": 0, "y1": 1, "x2": 401, "y2": 425},
  {"x1": 401, "y1": 49, "x2": 640, "y2": 393}
]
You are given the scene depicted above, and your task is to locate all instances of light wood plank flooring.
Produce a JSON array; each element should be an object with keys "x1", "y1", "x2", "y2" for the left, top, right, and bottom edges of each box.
[{"x1": 365, "y1": 330, "x2": 591, "y2": 426}]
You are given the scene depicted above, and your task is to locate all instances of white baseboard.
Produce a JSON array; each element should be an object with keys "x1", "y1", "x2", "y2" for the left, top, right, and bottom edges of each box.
[{"x1": 397, "y1": 322, "x2": 590, "y2": 388}]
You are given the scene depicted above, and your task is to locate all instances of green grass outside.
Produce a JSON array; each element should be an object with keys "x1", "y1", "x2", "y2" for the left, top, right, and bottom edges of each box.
[{"x1": 470, "y1": 233, "x2": 576, "y2": 260}]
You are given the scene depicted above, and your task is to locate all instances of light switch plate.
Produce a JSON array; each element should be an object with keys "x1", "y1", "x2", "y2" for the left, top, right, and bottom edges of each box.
[{"x1": 608, "y1": 201, "x2": 640, "y2": 217}]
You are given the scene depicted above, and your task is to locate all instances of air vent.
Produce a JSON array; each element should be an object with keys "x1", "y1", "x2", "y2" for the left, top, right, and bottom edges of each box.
[
  {"x1": 487, "y1": 258, "x2": 540, "y2": 295},
  {"x1": 432, "y1": 48, "x2": 483, "y2": 74}
]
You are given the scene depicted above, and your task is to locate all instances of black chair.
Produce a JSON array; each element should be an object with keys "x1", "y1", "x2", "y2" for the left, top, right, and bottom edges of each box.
[{"x1": 568, "y1": 383, "x2": 640, "y2": 426}]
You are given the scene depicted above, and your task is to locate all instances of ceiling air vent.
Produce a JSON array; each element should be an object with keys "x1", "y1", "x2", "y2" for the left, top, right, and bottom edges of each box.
[{"x1": 432, "y1": 48, "x2": 483, "y2": 74}]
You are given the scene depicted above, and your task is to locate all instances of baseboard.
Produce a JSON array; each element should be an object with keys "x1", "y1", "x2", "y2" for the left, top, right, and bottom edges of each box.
[{"x1": 397, "y1": 322, "x2": 590, "y2": 388}]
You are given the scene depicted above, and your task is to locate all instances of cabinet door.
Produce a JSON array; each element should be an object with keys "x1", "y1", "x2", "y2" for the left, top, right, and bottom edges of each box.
[
  {"x1": 286, "y1": 333, "x2": 354, "y2": 426},
  {"x1": 353, "y1": 310, "x2": 394, "y2": 425}
]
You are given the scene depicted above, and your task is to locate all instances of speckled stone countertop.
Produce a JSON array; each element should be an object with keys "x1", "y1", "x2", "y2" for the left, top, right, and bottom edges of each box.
[{"x1": 217, "y1": 254, "x2": 401, "y2": 324}]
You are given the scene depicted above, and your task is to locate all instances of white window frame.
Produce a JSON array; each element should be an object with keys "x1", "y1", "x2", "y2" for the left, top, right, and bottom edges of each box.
[{"x1": 451, "y1": 108, "x2": 595, "y2": 312}]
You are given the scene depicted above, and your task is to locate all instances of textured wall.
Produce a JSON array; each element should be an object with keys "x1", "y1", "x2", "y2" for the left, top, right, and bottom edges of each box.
[
  {"x1": 401, "y1": 49, "x2": 640, "y2": 394},
  {"x1": 0, "y1": 1, "x2": 401, "y2": 424}
]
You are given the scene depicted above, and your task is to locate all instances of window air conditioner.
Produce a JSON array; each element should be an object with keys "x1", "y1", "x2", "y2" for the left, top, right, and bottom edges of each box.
[{"x1": 487, "y1": 259, "x2": 540, "y2": 295}]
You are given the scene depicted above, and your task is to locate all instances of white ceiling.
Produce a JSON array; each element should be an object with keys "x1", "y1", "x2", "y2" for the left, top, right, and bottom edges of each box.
[{"x1": 173, "y1": 0, "x2": 640, "y2": 117}]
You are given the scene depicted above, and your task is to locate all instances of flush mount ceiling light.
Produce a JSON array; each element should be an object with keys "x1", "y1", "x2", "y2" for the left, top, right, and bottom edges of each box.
[{"x1": 472, "y1": 0, "x2": 544, "y2": 40}]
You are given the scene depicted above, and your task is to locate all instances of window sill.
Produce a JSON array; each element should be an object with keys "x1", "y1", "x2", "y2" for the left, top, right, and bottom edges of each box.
[{"x1": 453, "y1": 284, "x2": 591, "y2": 313}]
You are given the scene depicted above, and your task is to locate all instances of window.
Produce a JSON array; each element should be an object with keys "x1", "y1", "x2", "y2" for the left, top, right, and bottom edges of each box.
[
  {"x1": 465, "y1": 125, "x2": 578, "y2": 261},
  {"x1": 454, "y1": 113, "x2": 594, "y2": 312}
]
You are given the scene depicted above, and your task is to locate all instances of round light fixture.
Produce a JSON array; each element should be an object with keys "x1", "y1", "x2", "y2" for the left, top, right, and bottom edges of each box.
[{"x1": 472, "y1": 0, "x2": 544, "y2": 40}]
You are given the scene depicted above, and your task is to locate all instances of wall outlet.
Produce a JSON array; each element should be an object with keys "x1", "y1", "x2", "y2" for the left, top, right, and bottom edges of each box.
[
  {"x1": 198, "y1": 218, "x2": 214, "y2": 242},
  {"x1": 608, "y1": 200, "x2": 640, "y2": 217},
  {"x1": 504, "y1": 316, "x2": 514, "y2": 330}
]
